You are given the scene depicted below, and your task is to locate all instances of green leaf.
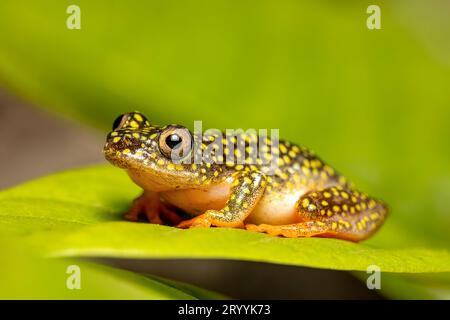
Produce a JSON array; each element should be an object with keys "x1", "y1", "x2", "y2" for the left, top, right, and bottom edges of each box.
[
  {"x1": 0, "y1": 239, "x2": 224, "y2": 299},
  {"x1": 0, "y1": 165, "x2": 449, "y2": 275}
]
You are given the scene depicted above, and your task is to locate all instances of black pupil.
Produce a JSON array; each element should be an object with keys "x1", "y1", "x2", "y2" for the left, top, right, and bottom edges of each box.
[
  {"x1": 112, "y1": 114, "x2": 125, "y2": 131},
  {"x1": 166, "y1": 134, "x2": 182, "y2": 149}
]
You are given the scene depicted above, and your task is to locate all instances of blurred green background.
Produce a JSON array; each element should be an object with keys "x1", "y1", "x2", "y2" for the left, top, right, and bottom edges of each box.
[{"x1": 0, "y1": 0, "x2": 449, "y2": 299}]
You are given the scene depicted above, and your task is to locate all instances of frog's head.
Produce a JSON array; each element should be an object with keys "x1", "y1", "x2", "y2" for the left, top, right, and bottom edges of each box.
[{"x1": 104, "y1": 112, "x2": 198, "y2": 191}]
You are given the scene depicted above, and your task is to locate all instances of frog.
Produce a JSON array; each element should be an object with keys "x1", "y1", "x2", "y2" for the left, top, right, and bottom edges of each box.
[{"x1": 103, "y1": 112, "x2": 388, "y2": 241}]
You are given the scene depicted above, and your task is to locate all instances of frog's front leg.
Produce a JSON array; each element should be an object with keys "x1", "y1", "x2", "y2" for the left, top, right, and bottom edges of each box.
[
  {"x1": 246, "y1": 186, "x2": 388, "y2": 242},
  {"x1": 124, "y1": 191, "x2": 182, "y2": 225},
  {"x1": 176, "y1": 171, "x2": 267, "y2": 229}
]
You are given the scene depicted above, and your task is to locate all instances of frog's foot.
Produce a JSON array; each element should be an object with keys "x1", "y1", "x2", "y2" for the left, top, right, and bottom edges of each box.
[
  {"x1": 176, "y1": 212, "x2": 213, "y2": 229},
  {"x1": 159, "y1": 202, "x2": 184, "y2": 225},
  {"x1": 124, "y1": 192, "x2": 163, "y2": 224},
  {"x1": 245, "y1": 222, "x2": 328, "y2": 238}
]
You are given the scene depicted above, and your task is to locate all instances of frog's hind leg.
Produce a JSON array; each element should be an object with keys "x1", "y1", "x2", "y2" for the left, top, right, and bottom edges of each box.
[
  {"x1": 124, "y1": 191, "x2": 182, "y2": 225},
  {"x1": 245, "y1": 186, "x2": 388, "y2": 242}
]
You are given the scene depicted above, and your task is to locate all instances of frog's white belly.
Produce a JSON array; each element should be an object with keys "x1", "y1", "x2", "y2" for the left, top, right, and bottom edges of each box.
[
  {"x1": 160, "y1": 181, "x2": 231, "y2": 215},
  {"x1": 161, "y1": 180, "x2": 303, "y2": 225},
  {"x1": 246, "y1": 190, "x2": 302, "y2": 225}
]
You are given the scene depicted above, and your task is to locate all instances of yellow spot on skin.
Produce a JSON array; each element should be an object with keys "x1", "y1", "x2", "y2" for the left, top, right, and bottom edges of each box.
[
  {"x1": 244, "y1": 177, "x2": 252, "y2": 184},
  {"x1": 340, "y1": 192, "x2": 349, "y2": 199},
  {"x1": 150, "y1": 153, "x2": 157, "y2": 159},
  {"x1": 368, "y1": 200, "x2": 376, "y2": 209},
  {"x1": 214, "y1": 171, "x2": 219, "y2": 177},
  {"x1": 150, "y1": 133, "x2": 158, "y2": 139},
  {"x1": 201, "y1": 168, "x2": 207, "y2": 174},
  {"x1": 321, "y1": 200, "x2": 329, "y2": 206},
  {"x1": 361, "y1": 202, "x2": 367, "y2": 210},
  {"x1": 350, "y1": 206, "x2": 356, "y2": 214},
  {"x1": 280, "y1": 172, "x2": 288, "y2": 180},
  {"x1": 235, "y1": 164, "x2": 244, "y2": 171},
  {"x1": 303, "y1": 159, "x2": 311, "y2": 168},
  {"x1": 356, "y1": 204, "x2": 361, "y2": 211},
  {"x1": 302, "y1": 167, "x2": 310, "y2": 176},
  {"x1": 323, "y1": 192, "x2": 331, "y2": 198},
  {"x1": 308, "y1": 204, "x2": 317, "y2": 211},
  {"x1": 110, "y1": 132, "x2": 118, "y2": 137},
  {"x1": 230, "y1": 194, "x2": 236, "y2": 200},
  {"x1": 324, "y1": 165, "x2": 334, "y2": 175},
  {"x1": 243, "y1": 188, "x2": 250, "y2": 194},
  {"x1": 327, "y1": 210, "x2": 333, "y2": 217},
  {"x1": 342, "y1": 204, "x2": 348, "y2": 211},
  {"x1": 167, "y1": 163, "x2": 175, "y2": 170},
  {"x1": 311, "y1": 159, "x2": 322, "y2": 168},
  {"x1": 333, "y1": 205, "x2": 340, "y2": 212},
  {"x1": 264, "y1": 153, "x2": 272, "y2": 161},
  {"x1": 302, "y1": 198, "x2": 310, "y2": 208},
  {"x1": 280, "y1": 144, "x2": 287, "y2": 153},
  {"x1": 130, "y1": 121, "x2": 139, "y2": 128},
  {"x1": 123, "y1": 149, "x2": 131, "y2": 154},
  {"x1": 351, "y1": 196, "x2": 358, "y2": 203},
  {"x1": 292, "y1": 145, "x2": 300, "y2": 153},
  {"x1": 157, "y1": 159, "x2": 165, "y2": 166},
  {"x1": 201, "y1": 176, "x2": 207, "y2": 181},
  {"x1": 113, "y1": 137, "x2": 121, "y2": 143},
  {"x1": 132, "y1": 133, "x2": 140, "y2": 139},
  {"x1": 134, "y1": 114, "x2": 143, "y2": 122},
  {"x1": 331, "y1": 222, "x2": 337, "y2": 230},
  {"x1": 191, "y1": 164, "x2": 197, "y2": 170},
  {"x1": 243, "y1": 202, "x2": 248, "y2": 209}
]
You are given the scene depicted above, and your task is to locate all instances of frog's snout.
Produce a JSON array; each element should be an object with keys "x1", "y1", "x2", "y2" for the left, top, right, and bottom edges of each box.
[{"x1": 103, "y1": 131, "x2": 144, "y2": 167}]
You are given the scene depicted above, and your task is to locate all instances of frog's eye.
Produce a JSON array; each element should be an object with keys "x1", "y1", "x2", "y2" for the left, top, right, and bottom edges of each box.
[
  {"x1": 112, "y1": 114, "x2": 127, "y2": 131},
  {"x1": 158, "y1": 126, "x2": 193, "y2": 161}
]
